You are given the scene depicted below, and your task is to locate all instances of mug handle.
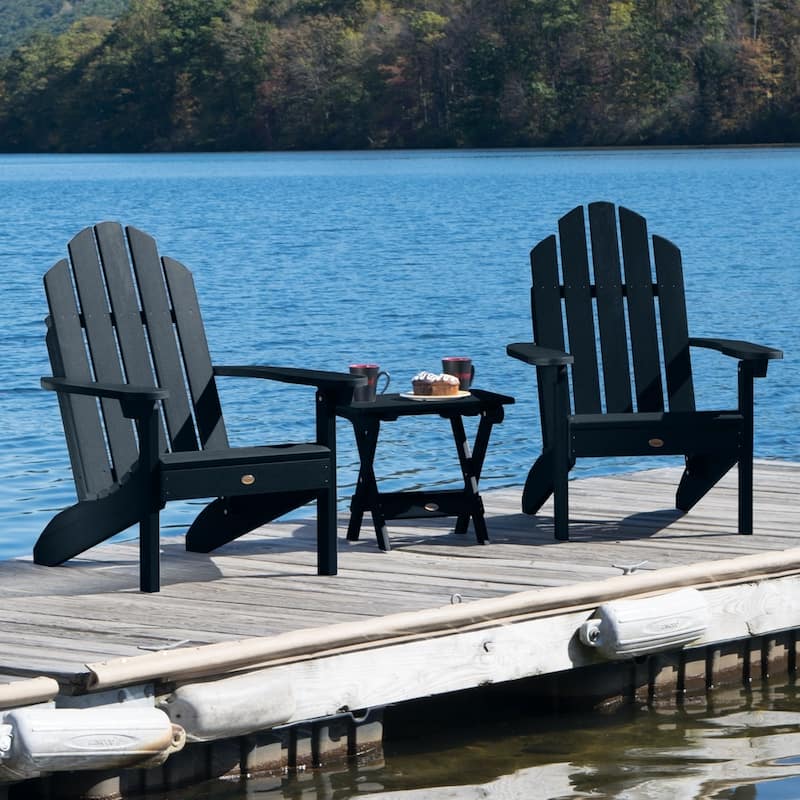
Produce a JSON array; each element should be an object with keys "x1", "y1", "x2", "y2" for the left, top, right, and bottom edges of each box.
[{"x1": 377, "y1": 370, "x2": 391, "y2": 394}]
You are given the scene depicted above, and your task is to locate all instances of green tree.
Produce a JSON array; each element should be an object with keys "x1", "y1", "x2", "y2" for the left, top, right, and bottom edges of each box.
[
  {"x1": 0, "y1": 0, "x2": 798, "y2": 151},
  {"x1": 259, "y1": 13, "x2": 370, "y2": 148}
]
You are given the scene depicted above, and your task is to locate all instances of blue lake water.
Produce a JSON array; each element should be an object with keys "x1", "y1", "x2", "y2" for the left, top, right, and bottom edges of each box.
[
  {"x1": 1, "y1": 147, "x2": 800, "y2": 798},
  {"x1": 1, "y1": 147, "x2": 798, "y2": 560}
]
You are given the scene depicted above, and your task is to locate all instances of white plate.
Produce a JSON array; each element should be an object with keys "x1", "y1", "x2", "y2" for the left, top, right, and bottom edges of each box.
[{"x1": 399, "y1": 390, "x2": 471, "y2": 401}]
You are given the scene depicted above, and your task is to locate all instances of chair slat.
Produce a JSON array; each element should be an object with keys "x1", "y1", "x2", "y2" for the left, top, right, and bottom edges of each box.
[
  {"x1": 558, "y1": 206, "x2": 601, "y2": 414},
  {"x1": 162, "y1": 256, "x2": 228, "y2": 450},
  {"x1": 94, "y1": 223, "x2": 154, "y2": 385},
  {"x1": 588, "y1": 202, "x2": 632, "y2": 413},
  {"x1": 530, "y1": 235, "x2": 567, "y2": 443},
  {"x1": 44, "y1": 260, "x2": 112, "y2": 498},
  {"x1": 68, "y1": 227, "x2": 139, "y2": 480},
  {"x1": 619, "y1": 207, "x2": 664, "y2": 412},
  {"x1": 126, "y1": 227, "x2": 199, "y2": 452},
  {"x1": 95, "y1": 222, "x2": 168, "y2": 454},
  {"x1": 653, "y1": 234, "x2": 696, "y2": 412},
  {"x1": 530, "y1": 235, "x2": 565, "y2": 350}
]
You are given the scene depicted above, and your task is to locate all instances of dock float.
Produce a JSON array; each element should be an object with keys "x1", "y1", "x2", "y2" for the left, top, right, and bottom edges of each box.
[{"x1": 1, "y1": 460, "x2": 799, "y2": 799}]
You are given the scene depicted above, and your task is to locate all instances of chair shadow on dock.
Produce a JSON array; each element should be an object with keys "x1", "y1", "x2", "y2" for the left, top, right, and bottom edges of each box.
[
  {"x1": 378, "y1": 508, "x2": 688, "y2": 550},
  {"x1": 16, "y1": 519, "x2": 336, "y2": 596},
  {"x1": 22, "y1": 545, "x2": 228, "y2": 596},
  {"x1": 371, "y1": 463, "x2": 758, "y2": 556}
]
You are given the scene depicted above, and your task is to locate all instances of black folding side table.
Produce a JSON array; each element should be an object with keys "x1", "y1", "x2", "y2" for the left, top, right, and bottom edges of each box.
[{"x1": 336, "y1": 389, "x2": 514, "y2": 551}]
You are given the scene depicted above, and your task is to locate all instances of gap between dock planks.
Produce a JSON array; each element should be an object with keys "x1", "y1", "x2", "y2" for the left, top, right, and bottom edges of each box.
[{"x1": 0, "y1": 461, "x2": 798, "y2": 684}]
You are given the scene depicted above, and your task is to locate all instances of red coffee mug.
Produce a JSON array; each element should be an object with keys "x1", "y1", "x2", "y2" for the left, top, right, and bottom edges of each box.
[
  {"x1": 349, "y1": 364, "x2": 391, "y2": 402},
  {"x1": 442, "y1": 357, "x2": 474, "y2": 390}
]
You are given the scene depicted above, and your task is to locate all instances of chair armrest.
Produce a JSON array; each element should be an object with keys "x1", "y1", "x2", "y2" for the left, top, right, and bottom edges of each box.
[
  {"x1": 41, "y1": 377, "x2": 168, "y2": 418},
  {"x1": 507, "y1": 342, "x2": 574, "y2": 367},
  {"x1": 213, "y1": 365, "x2": 366, "y2": 392},
  {"x1": 689, "y1": 338, "x2": 783, "y2": 362},
  {"x1": 215, "y1": 365, "x2": 366, "y2": 404}
]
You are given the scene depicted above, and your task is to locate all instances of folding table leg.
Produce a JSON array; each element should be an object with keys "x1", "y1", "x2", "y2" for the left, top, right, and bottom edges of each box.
[
  {"x1": 450, "y1": 415, "x2": 472, "y2": 536},
  {"x1": 450, "y1": 415, "x2": 489, "y2": 544},
  {"x1": 472, "y1": 405, "x2": 504, "y2": 479},
  {"x1": 347, "y1": 419, "x2": 392, "y2": 551}
]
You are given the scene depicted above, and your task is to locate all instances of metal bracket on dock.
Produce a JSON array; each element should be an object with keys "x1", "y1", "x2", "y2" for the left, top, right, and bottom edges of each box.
[{"x1": 612, "y1": 560, "x2": 649, "y2": 575}]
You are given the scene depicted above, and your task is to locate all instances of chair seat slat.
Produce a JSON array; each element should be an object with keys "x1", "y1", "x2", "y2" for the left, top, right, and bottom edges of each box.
[{"x1": 160, "y1": 443, "x2": 329, "y2": 468}]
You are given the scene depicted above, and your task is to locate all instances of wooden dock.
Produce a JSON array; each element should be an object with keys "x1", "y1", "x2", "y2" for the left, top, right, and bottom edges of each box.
[{"x1": 1, "y1": 460, "x2": 800, "y2": 799}]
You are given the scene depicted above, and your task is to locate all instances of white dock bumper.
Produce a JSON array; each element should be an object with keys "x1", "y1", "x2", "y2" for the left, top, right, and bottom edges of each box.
[
  {"x1": 579, "y1": 588, "x2": 709, "y2": 660},
  {"x1": 161, "y1": 671, "x2": 296, "y2": 742},
  {"x1": 0, "y1": 706, "x2": 184, "y2": 781}
]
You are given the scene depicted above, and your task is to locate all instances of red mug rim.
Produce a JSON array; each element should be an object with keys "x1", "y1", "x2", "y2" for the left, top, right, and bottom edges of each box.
[{"x1": 349, "y1": 363, "x2": 379, "y2": 369}]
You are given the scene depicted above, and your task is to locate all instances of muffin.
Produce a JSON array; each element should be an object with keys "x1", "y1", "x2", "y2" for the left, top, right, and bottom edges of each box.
[{"x1": 412, "y1": 371, "x2": 460, "y2": 396}]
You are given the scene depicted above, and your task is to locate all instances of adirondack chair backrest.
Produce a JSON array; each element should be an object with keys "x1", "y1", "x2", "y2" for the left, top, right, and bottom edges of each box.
[
  {"x1": 531, "y1": 202, "x2": 696, "y2": 418},
  {"x1": 45, "y1": 222, "x2": 228, "y2": 501}
]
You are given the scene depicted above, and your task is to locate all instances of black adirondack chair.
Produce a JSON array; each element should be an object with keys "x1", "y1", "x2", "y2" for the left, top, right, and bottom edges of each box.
[
  {"x1": 507, "y1": 202, "x2": 782, "y2": 540},
  {"x1": 36, "y1": 222, "x2": 364, "y2": 592}
]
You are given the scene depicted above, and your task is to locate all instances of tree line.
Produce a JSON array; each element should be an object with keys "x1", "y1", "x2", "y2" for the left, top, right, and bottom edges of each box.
[
  {"x1": 0, "y1": 0, "x2": 798, "y2": 152},
  {"x1": 0, "y1": 0, "x2": 128, "y2": 57}
]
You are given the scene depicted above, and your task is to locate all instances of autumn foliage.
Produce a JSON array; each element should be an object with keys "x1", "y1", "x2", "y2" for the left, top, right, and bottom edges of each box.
[{"x1": 0, "y1": 0, "x2": 798, "y2": 151}]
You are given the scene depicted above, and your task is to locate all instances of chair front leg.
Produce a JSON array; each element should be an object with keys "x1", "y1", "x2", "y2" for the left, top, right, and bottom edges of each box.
[
  {"x1": 139, "y1": 511, "x2": 161, "y2": 593},
  {"x1": 136, "y1": 402, "x2": 162, "y2": 592},
  {"x1": 552, "y1": 365, "x2": 571, "y2": 541},
  {"x1": 315, "y1": 388, "x2": 339, "y2": 575},
  {"x1": 737, "y1": 361, "x2": 758, "y2": 535}
]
